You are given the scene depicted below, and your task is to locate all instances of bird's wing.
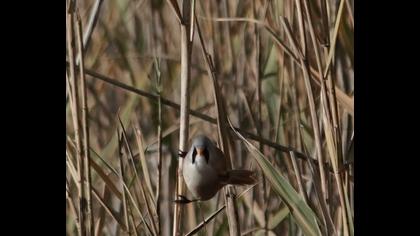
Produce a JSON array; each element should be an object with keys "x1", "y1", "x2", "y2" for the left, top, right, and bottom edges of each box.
[
  {"x1": 212, "y1": 146, "x2": 228, "y2": 175},
  {"x1": 182, "y1": 148, "x2": 193, "y2": 170}
]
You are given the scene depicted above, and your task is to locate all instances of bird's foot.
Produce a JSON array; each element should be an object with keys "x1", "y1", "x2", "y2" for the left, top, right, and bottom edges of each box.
[
  {"x1": 173, "y1": 195, "x2": 198, "y2": 204},
  {"x1": 178, "y1": 150, "x2": 188, "y2": 159}
]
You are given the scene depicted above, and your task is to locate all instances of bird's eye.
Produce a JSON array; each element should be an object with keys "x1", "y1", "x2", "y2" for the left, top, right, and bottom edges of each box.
[
  {"x1": 192, "y1": 148, "x2": 197, "y2": 164},
  {"x1": 203, "y1": 148, "x2": 209, "y2": 163}
]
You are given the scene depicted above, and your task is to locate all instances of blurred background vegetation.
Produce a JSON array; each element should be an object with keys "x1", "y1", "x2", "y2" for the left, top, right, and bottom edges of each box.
[{"x1": 66, "y1": 0, "x2": 353, "y2": 235}]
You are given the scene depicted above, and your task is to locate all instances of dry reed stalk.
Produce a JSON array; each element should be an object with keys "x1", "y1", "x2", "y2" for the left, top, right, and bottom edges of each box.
[
  {"x1": 151, "y1": 58, "x2": 163, "y2": 235},
  {"x1": 119, "y1": 117, "x2": 158, "y2": 236},
  {"x1": 173, "y1": 0, "x2": 193, "y2": 235},
  {"x1": 75, "y1": 0, "x2": 104, "y2": 66},
  {"x1": 129, "y1": 211, "x2": 140, "y2": 236},
  {"x1": 94, "y1": 185, "x2": 108, "y2": 236},
  {"x1": 123, "y1": 181, "x2": 154, "y2": 236},
  {"x1": 92, "y1": 186, "x2": 128, "y2": 232},
  {"x1": 195, "y1": 15, "x2": 240, "y2": 236},
  {"x1": 344, "y1": 0, "x2": 354, "y2": 28},
  {"x1": 66, "y1": 7, "x2": 88, "y2": 236},
  {"x1": 117, "y1": 130, "x2": 132, "y2": 236},
  {"x1": 75, "y1": 11, "x2": 95, "y2": 236},
  {"x1": 185, "y1": 184, "x2": 257, "y2": 236},
  {"x1": 253, "y1": 3, "x2": 271, "y2": 235},
  {"x1": 82, "y1": 0, "x2": 104, "y2": 50},
  {"x1": 166, "y1": 0, "x2": 182, "y2": 23},
  {"x1": 320, "y1": 1, "x2": 352, "y2": 234},
  {"x1": 289, "y1": 151, "x2": 307, "y2": 203},
  {"x1": 281, "y1": 15, "x2": 329, "y2": 208},
  {"x1": 66, "y1": 179, "x2": 81, "y2": 233},
  {"x1": 156, "y1": 93, "x2": 163, "y2": 235},
  {"x1": 198, "y1": 16, "x2": 353, "y2": 115},
  {"x1": 133, "y1": 124, "x2": 155, "y2": 202},
  {"x1": 300, "y1": 1, "x2": 338, "y2": 234}
]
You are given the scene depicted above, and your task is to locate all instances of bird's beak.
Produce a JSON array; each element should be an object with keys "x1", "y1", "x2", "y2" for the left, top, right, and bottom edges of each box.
[{"x1": 196, "y1": 147, "x2": 204, "y2": 156}]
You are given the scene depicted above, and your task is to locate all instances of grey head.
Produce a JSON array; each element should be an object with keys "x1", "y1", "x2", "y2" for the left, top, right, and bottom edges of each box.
[
  {"x1": 190, "y1": 135, "x2": 214, "y2": 164},
  {"x1": 191, "y1": 135, "x2": 214, "y2": 148}
]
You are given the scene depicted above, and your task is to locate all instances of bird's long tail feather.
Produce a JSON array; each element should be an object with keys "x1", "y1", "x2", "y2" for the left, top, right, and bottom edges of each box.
[{"x1": 222, "y1": 170, "x2": 257, "y2": 185}]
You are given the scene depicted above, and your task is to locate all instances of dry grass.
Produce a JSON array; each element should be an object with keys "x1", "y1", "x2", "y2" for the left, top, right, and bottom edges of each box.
[{"x1": 66, "y1": 0, "x2": 353, "y2": 235}]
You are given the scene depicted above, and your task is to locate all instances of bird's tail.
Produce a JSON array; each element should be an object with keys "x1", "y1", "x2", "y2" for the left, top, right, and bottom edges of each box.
[{"x1": 224, "y1": 170, "x2": 257, "y2": 185}]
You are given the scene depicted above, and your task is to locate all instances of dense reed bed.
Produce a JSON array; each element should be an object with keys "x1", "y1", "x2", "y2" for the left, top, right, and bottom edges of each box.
[{"x1": 66, "y1": 0, "x2": 353, "y2": 235}]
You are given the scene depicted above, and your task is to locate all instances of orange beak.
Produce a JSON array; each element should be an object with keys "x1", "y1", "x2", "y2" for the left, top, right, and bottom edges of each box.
[{"x1": 196, "y1": 147, "x2": 204, "y2": 156}]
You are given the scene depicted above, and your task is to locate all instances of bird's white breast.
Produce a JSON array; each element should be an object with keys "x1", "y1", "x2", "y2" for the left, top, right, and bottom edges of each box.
[{"x1": 183, "y1": 153, "x2": 219, "y2": 199}]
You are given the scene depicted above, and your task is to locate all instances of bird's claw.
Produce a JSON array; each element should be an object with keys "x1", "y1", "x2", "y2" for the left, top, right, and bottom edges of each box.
[
  {"x1": 178, "y1": 150, "x2": 188, "y2": 158},
  {"x1": 173, "y1": 195, "x2": 197, "y2": 204}
]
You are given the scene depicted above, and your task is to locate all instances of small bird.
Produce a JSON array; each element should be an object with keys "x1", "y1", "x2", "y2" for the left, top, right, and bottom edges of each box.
[{"x1": 182, "y1": 135, "x2": 256, "y2": 201}]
